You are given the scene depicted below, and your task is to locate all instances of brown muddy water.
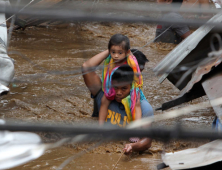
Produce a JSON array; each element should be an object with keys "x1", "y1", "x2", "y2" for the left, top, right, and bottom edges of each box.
[{"x1": 1, "y1": 22, "x2": 215, "y2": 169}]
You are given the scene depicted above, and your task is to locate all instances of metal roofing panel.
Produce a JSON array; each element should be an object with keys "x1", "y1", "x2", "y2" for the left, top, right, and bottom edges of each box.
[{"x1": 153, "y1": 12, "x2": 222, "y2": 84}]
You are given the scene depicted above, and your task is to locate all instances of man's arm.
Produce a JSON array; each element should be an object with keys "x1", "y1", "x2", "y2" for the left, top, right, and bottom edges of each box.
[
  {"x1": 181, "y1": 30, "x2": 192, "y2": 39},
  {"x1": 82, "y1": 50, "x2": 109, "y2": 96},
  {"x1": 124, "y1": 138, "x2": 152, "y2": 154},
  {"x1": 123, "y1": 98, "x2": 153, "y2": 154},
  {"x1": 170, "y1": 13, "x2": 192, "y2": 40}
]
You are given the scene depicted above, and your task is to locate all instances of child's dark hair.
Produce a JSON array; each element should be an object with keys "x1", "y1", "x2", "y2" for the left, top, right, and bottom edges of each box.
[
  {"x1": 112, "y1": 65, "x2": 134, "y2": 84},
  {"x1": 108, "y1": 34, "x2": 130, "y2": 51},
  {"x1": 131, "y1": 49, "x2": 149, "y2": 67}
]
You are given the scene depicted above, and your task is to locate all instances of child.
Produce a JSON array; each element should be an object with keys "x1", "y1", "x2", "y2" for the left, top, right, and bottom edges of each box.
[{"x1": 99, "y1": 34, "x2": 145, "y2": 125}]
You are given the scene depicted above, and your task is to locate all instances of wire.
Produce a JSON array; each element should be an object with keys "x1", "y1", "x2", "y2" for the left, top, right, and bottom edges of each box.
[
  {"x1": 1, "y1": 0, "x2": 35, "y2": 25},
  {"x1": 1, "y1": 121, "x2": 222, "y2": 140},
  {"x1": 5, "y1": 1, "x2": 220, "y2": 17},
  {"x1": 127, "y1": 96, "x2": 222, "y2": 129},
  {"x1": 0, "y1": 4, "x2": 220, "y2": 28}
]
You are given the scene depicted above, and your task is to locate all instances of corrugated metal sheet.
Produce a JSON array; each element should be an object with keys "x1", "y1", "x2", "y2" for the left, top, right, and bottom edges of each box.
[
  {"x1": 157, "y1": 54, "x2": 222, "y2": 111},
  {"x1": 180, "y1": 53, "x2": 222, "y2": 96},
  {"x1": 153, "y1": 12, "x2": 222, "y2": 90},
  {"x1": 202, "y1": 73, "x2": 222, "y2": 122}
]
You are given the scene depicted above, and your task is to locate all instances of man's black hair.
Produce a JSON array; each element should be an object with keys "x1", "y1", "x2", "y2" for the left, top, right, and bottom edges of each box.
[
  {"x1": 108, "y1": 34, "x2": 130, "y2": 51},
  {"x1": 172, "y1": 0, "x2": 183, "y2": 7},
  {"x1": 131, "y1": 49, "x2": 149, "y2": 67},
  {"x1": 112, "y1": 65, "x2": 134, "y2": 84},
  {"x1": 172, "y1": 0, "x2": 183, "y2": 3}
]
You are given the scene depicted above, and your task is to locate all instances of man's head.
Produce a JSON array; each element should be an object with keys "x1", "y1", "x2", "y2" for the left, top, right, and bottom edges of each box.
[
  {"x1": 111, "y1": 65, "x2": 133, "y2": 103},
  {"x1": 108, "y1": 34, "x2": 130, "y2": 63},
  {"x1": 131, "y1": 49, "x2": 149, "y2": 72}
]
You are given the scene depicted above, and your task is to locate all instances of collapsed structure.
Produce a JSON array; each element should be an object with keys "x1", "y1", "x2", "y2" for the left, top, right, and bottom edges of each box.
[{"x1": 154, "y1": 12, "x2": 222, "y2": 124}]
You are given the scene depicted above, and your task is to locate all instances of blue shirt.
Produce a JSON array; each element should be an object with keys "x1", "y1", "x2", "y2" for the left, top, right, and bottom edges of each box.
[{"x1": 95, "y1": 90, "x2": 154, "y2": 127}]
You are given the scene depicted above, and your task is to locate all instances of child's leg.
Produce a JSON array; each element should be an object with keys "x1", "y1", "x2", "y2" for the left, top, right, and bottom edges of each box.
[
  {"x1": 99, "y1": 94, "x2": 111, "y2": 125},
  {"x1": 135, "y1": 97, "x2": 142, "y2": 120}
]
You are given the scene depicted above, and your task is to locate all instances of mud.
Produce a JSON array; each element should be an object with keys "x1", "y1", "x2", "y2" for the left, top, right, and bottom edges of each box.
[{"x1": 2, "y1": 21, "x2": 215, "y2": 169}]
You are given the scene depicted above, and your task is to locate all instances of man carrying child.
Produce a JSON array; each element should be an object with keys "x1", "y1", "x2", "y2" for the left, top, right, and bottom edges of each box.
[{"x1": 82, "y1": 34, "x2": 153, "y2": 154}]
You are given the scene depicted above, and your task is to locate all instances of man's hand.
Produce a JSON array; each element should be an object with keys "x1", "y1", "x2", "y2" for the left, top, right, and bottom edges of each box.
[
  {"x1": 123, "y1": 138, "x2": 152, "y2": 155},
  {"x1": 123, "y1": 143, "x2": 133, "y2": 155}
]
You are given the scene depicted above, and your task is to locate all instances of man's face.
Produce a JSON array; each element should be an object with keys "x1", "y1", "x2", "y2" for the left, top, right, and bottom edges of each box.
[{"x1": 112, "y1": 80, "x2": 131, "y2": 103}]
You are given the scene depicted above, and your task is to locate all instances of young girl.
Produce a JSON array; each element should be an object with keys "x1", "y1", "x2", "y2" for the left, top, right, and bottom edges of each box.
[{"x1": 99, "y1": 34, "x2": 145, "y2": 125}]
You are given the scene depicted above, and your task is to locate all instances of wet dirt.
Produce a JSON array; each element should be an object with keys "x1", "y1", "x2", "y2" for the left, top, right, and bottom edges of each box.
[{"x1": 2, "y1": 20, "x2": 215, "y2": 169}]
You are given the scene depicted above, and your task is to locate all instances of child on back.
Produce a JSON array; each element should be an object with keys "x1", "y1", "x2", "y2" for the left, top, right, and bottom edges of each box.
[{"x1": 99, "y1": 34, "x2": 144, "y2": 125}]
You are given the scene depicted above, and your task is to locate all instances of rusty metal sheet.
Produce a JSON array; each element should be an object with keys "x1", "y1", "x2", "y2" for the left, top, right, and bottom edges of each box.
[
  {"x1": 202, "y1": 73, "x2": 222, "y2": 122},
  {"x1": 180, "y1": 54, "x2": 222, "y2": 96},
  {"x1": 157, "y1": 54, "x2": 222, "y2": 111},
  {"x1": 153, "y1": 12, "x2": 222, "y2": 89}
]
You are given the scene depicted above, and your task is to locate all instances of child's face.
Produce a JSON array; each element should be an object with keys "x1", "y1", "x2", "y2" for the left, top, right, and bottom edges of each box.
[{"x1": 110, "y1": 45, "x2": 129, "y2": 64}]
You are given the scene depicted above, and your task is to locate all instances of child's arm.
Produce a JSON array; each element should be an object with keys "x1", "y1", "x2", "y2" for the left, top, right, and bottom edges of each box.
[
  {"x1": 135, "y1": 94, "x2": 142, "y2": 120},
  {"x1": 99, "y1": 94, "x2": 111, "y2": 125}
]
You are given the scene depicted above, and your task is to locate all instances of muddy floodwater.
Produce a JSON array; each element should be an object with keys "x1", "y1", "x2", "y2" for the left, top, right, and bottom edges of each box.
[{"x1": 1, "y1": 22, "x2": 215, "y2": 169}]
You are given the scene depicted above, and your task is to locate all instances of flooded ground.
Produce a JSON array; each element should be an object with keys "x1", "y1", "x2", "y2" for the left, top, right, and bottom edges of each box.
[{"x1": 1, "y1": 20, "x2": 215, "y2": 169}]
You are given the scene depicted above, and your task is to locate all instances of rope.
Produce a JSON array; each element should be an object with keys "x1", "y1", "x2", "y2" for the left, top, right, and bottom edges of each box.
[{"x1": 112, "y1": 151, "x2": 125, "y2": 170}]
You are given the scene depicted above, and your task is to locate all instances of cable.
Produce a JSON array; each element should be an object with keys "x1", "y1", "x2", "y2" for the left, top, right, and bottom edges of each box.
[
  {"x1": 1, "y1": 121, "x2": 222, "y2": 140},
  {"x1": 127, "y1": 96, "x2": 222, "y2": 129},
  {"x1": 5, "y1": 1, "x2": 220, "y2": 17},
  {"x1": 1, "y1": 0, "x2": 35, "y2": 25},
  {"x1": 0, "y1": 4, "x2": 220, "y2": 28}
]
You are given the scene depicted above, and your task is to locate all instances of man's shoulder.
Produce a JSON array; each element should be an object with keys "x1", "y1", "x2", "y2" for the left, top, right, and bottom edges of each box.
[
  {"x1": 94, "y1": 90, "x2": 122, "y2": 111},
  {"x1": 140, "y1": 99, "x2": 154, "y2": 117},
  {"x1": 163, "y1": 12, "x2": 183, "y2": 20},
  {"x1": 140, "y1": 99, "x2": 152, "y2": 109}
]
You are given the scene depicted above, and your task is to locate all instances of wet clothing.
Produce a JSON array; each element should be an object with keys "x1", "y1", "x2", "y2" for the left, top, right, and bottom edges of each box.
[
  {"x1": 92, "y1": 89, "x2": 153, "y2": 127},
  {"x1": 155, "y1": 12, "x2": 190, "y2": 44},
  {"x1": 92, "y1": 99, "x2": 99, "y2": 117}
]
